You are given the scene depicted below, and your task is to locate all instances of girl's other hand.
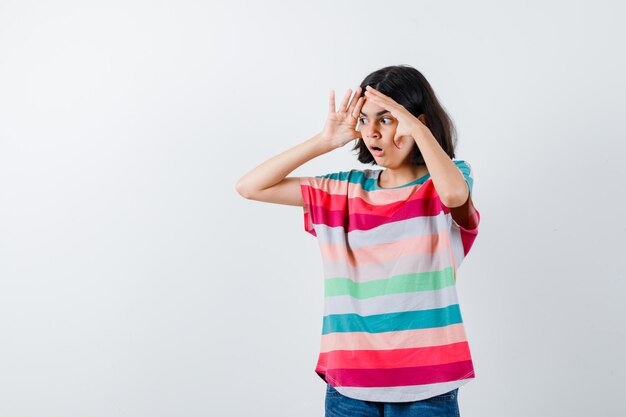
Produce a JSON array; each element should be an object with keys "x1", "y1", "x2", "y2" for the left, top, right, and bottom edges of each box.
[{"x1": 319, "y1": 87, "x2": 365, "y2": 151}]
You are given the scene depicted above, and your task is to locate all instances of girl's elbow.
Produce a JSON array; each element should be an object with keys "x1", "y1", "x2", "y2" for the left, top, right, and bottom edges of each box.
[
  {"x1": 442, "y1": 189, "x2": 469, "y2": 208},
  {"x1": 235, "y1": 180, "x2": 252, "y2": 199}
]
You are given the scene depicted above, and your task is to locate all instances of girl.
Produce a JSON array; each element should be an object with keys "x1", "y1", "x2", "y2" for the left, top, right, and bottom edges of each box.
[{"x1": 236, "y1": 65, "x2": 480, "y2": 417}]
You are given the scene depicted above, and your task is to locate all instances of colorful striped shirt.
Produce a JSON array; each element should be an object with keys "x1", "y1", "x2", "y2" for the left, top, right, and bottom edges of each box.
[{"x1": 299, "y1": 159, "x2": 481, "y2": 402}]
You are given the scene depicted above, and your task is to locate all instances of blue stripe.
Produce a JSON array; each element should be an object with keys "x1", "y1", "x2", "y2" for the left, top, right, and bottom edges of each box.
[
  {"x1": 321, "y1": 304, "x2": 463, "y2": 334},
  {"x1": 317, "y1": 170, "x2": 379, "y2": 191},
  {"x1": 454, "y1": 160, "x2": 473, "y2": 195}
]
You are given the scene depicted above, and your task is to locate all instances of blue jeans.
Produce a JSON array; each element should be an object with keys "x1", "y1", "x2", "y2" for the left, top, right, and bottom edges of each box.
[{"x1": 325, "y1": 384, "x2": 460, "y2": 417}]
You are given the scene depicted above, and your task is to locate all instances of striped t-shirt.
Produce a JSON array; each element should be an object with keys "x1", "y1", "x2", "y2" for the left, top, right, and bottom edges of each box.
[{"x1": 299, "y1": 159, "x2": 481, "y2": 402}]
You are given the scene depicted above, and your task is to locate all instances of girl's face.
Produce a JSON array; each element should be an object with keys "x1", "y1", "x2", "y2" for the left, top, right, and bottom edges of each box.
[{"x1": 358, "y1": 98, "x2": 415, "y2": 168}]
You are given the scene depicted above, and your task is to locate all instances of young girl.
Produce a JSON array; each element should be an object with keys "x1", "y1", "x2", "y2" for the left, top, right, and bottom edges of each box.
[{"x1": 236, "y1": 65, "x2": 480, "y2": 417}]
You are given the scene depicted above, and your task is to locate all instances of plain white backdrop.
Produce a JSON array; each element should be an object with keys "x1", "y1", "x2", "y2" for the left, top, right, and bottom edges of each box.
[{"x1": 1, "y1": 1, "x2": 625, "y2": 416}]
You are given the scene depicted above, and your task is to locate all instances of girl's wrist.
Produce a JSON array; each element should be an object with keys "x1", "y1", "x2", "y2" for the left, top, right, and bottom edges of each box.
[
  {"x1": 410, "y1": 124, "x2": 429, "y2": 142},
  {"x1": 310, "y1": 132, "x2": 335, "y2": 154}
]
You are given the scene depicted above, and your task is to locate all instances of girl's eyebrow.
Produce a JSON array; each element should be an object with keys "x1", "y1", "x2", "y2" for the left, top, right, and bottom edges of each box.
[{"x1": 359, "y1": 110, "x2": 391, "y2": 117}]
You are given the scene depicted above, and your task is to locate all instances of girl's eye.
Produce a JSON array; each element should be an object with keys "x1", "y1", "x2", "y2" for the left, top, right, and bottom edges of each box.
[{"x1": 359, "y1": 117, "x2": 393, "y2": 125}]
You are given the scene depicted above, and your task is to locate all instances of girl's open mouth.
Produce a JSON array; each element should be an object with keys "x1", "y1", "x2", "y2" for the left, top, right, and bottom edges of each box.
[{"x1": 370, "y1": 146, "x2": 384, "y2": 156}]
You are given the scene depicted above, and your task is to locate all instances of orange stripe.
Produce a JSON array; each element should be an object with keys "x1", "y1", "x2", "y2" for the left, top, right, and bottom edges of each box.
[
  {"x1": 320, "y1": 323, "x2": 468, "y2": 352},
  {"x1": 319, "y1": 231, "x2": 451, "y2": 265}
]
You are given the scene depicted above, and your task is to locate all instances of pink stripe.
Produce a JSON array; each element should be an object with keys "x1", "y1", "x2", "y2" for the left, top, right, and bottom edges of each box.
[
  {"x1": 349, "y1": 179, "x2": 434, "y2": 205},
  {"x1": 307, "y1": 195, "x2": 446, "y2": 232},
  {"x1": 317, "y1": 341, "x2": 471, "y2": 369},
  {"x1": 459, "y1": 210, "x2": 481, "y2": 255},
  {"x1": 302, "y1": 181, "x2": 447, "y2": 233},
  {"x1": 348, "y1": 196, "x2": 443, "y2": 232},
  {"x1": 318, "y1": 360, "x2": 475, "y2": 387}
]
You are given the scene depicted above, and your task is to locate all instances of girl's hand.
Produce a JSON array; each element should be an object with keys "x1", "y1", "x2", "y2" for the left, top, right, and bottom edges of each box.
[
  {"x1": 319, "y1": 87, "x2": 365, "y2": 150},
  {"x1": 363, "y1": 85, "x2": 428, "y2": 149}
]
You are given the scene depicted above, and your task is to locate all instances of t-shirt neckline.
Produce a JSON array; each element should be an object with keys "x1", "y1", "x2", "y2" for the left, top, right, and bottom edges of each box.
[{"x1": 374, "y1": 169, "x2": 431, "y2": 190}]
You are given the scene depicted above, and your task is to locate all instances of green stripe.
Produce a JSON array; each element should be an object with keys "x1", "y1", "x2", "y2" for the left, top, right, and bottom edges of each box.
[{"x1": 324, "y1": 267, "x2": 455, "y2": 298}]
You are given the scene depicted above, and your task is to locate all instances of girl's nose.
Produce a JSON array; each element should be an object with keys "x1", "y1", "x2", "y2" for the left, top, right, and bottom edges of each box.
[{"x1": 363, "y1": 124, "x2": 380, "y2": 139}]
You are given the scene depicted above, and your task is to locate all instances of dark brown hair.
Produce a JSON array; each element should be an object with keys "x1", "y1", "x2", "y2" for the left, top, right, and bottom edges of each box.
[{"x1": 352, "y1": 65, "x2": 457, "y2": 165}]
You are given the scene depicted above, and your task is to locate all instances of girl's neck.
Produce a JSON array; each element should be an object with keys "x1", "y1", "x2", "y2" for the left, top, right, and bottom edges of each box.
[{"x1": 379, "y1": 165, "x2": 428, "y2": 188}]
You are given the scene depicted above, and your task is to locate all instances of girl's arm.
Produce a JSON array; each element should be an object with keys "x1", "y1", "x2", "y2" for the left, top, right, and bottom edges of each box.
[
  {"x1": 234, "y1": 132, "x2": 331, "y2": 207},
  {"x1": 411, "y1": 126, "x2": 470, "y2": 208},
  {"x1": 236, "y1": 88, "x2": 365, "y2": 207}
]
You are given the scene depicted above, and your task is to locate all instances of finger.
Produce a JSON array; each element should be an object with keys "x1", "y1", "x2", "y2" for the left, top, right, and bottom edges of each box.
[
  {"x1": 329, "y1": 90, "x2": 336, "y2": 114},
  {"x1": 346, "y1": 86, "x2": 362, "y2": 114},
  {"x1": 351, "y1": 96, "x2": 365, "y2": 118},
  {"x1": 365, "y1": 91, "x2": 395, "y2": 110},
  {"x1": 365, "y1": 87, "x2": 393, "y2": 104},
  {"x1": 365, "y1": 85, "x2": 387, "y2": 98},
  {"x1": 364, "y1": 92, "x2": 390, "y2": 110},
  {"x1": 338, "y1": 88, "x2": 352, "y2": 112},
  {"x1": 364, "y1": 90, "x2": 384, "y2": 102},
  {"x1": 365, "y1": 85, "x2": 384, "y2": 96}
]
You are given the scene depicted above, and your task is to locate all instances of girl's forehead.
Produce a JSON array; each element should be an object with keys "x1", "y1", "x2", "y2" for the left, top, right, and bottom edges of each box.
[{"x1": 360, "y1": 99, "x2": 387, "y2": 114}]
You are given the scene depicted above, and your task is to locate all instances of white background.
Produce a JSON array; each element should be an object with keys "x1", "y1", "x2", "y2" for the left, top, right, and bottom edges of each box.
[{"x1": 1, "y1": 1, "x2": 625, "y2": 416}]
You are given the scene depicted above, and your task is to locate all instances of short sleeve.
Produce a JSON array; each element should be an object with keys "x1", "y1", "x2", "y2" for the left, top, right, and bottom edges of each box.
[
  {"x1": 448, "y1": 160, "x2": 480, "y2": 251},
  {"x1": 455, "y1": 160, "x2": 474, "y2": 197},
  {"x1": 299, "y1": 176, "x2": 322, "y2": 236},
  {"x1": 299, "y1": 171, "x2": 350, "y2": 237}
]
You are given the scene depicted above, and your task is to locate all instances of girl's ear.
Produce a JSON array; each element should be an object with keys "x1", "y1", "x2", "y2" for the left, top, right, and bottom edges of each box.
[{"x1": 418, "y1": 114, "x2": 427, "y2": 125}]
